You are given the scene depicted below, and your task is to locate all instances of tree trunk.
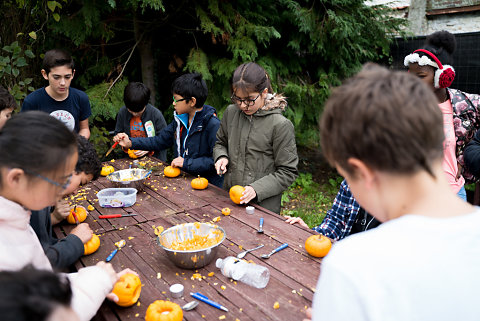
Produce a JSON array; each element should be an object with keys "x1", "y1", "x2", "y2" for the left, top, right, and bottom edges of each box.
[{"x1": 133, "y1": 13, "x2": 156, "y2": 105}]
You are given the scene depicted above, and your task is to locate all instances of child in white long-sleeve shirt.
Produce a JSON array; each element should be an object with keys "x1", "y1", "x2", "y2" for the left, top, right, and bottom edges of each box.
[{"x1": 0, "y1": 111, "x2": 134, "y2": 321}]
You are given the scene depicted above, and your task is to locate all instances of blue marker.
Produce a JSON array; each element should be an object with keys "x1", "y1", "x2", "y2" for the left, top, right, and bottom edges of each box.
[{"x1": 190, "y1": 292, "x2": 228, "y2": 312}]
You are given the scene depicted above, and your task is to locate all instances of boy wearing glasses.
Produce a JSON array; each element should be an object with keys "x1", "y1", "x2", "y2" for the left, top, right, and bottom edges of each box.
[
  {"x1": 114, "y1": 82, "x2": 167, "y2": 161},
  {"x1": 114, "y1": 73, "x2": 223, "y2": 187},
  {"x1": 29, "y1": 135, "x2": 102, "y2": 270}
]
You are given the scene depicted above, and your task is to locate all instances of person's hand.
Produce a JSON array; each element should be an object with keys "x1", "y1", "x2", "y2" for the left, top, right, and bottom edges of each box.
[
  {"x1": 171, "y1": 157, "x2": 184, "y2": 168},
  {"x1": 95, "y1": 261, "x2": 118, "y2": 293},
  {"x1": 105, "y1": 268, "x2": 139, "y2": 302},
  {"x1": 240, "y1": 186, "x2": 256, "y2": 204},
  {"x1": 134, "y1": 150, "x2": 149, "y2": 157},
  {"x1": 302, "y1": 307, "x2": 312, "y2": 321},
  {"x1": 284, "y1": 215, "x2": 309, "y2": 229},
  {"x1": 215, "y1": 157, "x2": 228, "y2": 175},
  {"x1": 70, "y1": 223, "x2": 93, "y2": 243},
  {"x1": 51, "y1": 199, "x2": 71, "y2": 224},
  {"x1": 113, "y1": 133, "x2": 132, "y2": 148}
]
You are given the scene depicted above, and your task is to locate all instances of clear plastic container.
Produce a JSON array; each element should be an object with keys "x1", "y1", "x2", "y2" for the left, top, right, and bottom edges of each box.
[
  {"x1": 216, "y1": 256, "x2": 270, "y2": 289},
  {"x1": 97, "y1": 188, "x2": 137, "y2": 208}
]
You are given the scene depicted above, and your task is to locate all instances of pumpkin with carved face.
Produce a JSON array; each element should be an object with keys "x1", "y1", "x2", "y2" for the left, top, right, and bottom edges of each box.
[{"x1": 112, "y1": 273, "x2": 142, "y2": 307}]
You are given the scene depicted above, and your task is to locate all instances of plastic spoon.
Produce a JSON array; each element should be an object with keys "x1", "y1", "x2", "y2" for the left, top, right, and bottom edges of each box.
[
  {"x1": 261, "y1": 243, "x2": 288, "y2": 259},
  {"x1": 182, "y1": 301, "x2": 199, "y2": 311},
  {"x1": 106, "y1": 239, "x2": 126, "y2": 262},
  {"x1": 237, "y1": 244, "x2": 264, "y2": 259}
]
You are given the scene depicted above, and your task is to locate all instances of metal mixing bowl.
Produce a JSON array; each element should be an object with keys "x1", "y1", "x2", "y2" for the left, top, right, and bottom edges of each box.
[
  {"x1": 107, "y1": 168, "x2": 151, "y2": 191},
  {"x1": 157, "y1": 223, "x2": 226, "y2": 269}
]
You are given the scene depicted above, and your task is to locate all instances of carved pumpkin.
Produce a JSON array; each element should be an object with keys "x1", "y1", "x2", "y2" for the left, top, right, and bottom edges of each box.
[
  {"x1": 191, "y1": 176, "x2": 208, "y2": 190},
  {"x1": 221, "y1": 207, "x2": 231, "y2": 216},
  {"x1": 66, "y1": 206, "x2": 88, "y2": 224},
  {"x1": 164, "y1": 166, "x2": 180, "y2": 178},
  {"x1": 101, "y1": 165, "x2": 115, "y2": 176},
  {"x1": 229, "y1": 185, "x2": 245, "y2": 204},
  {"x1": 145, "y1": 300, "x2": 183, "y2": 321},
  {"x1": 127, "y1": 149, "x2": 139, "y2": 159},
  {"x1": 84, "y1": 234, "x2": 100, "y2": 255},
  {"x1": 112, "y1": 273, "x2": 142, "y2": 307},
  {"x1": 305, "y1": 234, "x2": 332, "y2": 258}
]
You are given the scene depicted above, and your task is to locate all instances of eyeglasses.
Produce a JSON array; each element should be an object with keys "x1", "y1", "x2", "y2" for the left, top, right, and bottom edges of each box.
[
  {"x1": 173, "y1": 96, "x2": 190, "y2": 103},
  {"x1": 23, "y1": 169, "x2": 72, "y2": 190},
  {"x1": 231, "y1": 92, "x2": 261, "y2": 107}
]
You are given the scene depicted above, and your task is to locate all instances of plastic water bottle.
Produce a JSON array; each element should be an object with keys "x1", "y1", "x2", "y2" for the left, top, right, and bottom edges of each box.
[{"x1": 216, "y1": 256, "x2": 270, "y2": 289}]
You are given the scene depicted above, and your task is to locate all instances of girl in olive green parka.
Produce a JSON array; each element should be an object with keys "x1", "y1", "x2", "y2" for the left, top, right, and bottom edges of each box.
[{"x1": 213, "y1": 62, "x2": 298, "y2": 213}]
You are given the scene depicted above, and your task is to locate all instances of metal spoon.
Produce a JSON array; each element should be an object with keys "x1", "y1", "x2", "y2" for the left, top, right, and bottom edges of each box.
[
  {"x1": 237, "y1": 244, "x2": 264, "y2": 259},
  {"x1": 106, "y1": 239, "x2": 126, "y2": 262},
  {"x1": 261, "y1": 243, "x2": 288, "y2": 259},
  {"x1": 182, "y1": 300, "x2": 199, "y2": 311}
]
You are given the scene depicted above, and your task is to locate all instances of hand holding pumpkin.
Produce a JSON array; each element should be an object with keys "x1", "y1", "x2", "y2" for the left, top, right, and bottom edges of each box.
[
  {"x1": 171, "y1": 156, "x2": 184, "y2": 168},
  {"x1": 51, "y1": 199, "x2": 71, "y2": 224},
  {"x1": 113, "y1": 133, "x2": 132, "y2": 149},
  {"x1": 71, "y1": 223, "x2": 93, "y2": 243},
  {"x1": 133, "y1": 150, "x2": 149, "y2": 157},
  {"x1": 240, "y1": 186, "x2": 256, "y2": 204},
  {"x1": 111, "y1": 272, "x2": 142, "y2": 307}
]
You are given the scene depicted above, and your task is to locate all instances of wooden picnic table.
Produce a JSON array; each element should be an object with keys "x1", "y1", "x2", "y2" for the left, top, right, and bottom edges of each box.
[{"x1": 54, "y1": 157, "x2": 323, "y2": 321}]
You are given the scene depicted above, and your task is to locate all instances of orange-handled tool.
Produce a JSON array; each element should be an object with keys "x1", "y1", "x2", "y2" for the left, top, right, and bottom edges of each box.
[
  {"x1": 98, "y1": 214, "x2": 137, "y2": 219},
  {"x1": 105, "y1": 141, "x2": 119, "y2": 157}
]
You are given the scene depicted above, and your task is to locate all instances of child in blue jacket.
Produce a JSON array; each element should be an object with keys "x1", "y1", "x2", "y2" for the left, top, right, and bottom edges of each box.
[{"x1": 114, "y1": 73, "x2": 223, "y2": 187}]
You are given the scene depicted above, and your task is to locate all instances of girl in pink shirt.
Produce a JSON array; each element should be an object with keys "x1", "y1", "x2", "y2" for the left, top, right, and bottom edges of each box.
[{"x1": 405, "y1": 31, "x2": 467, "y2": 200}]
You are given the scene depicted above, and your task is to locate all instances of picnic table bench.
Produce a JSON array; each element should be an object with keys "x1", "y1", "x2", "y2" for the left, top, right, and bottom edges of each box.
[{"x1": 54, "y1": 157, "x2": 323, "y2": 321}]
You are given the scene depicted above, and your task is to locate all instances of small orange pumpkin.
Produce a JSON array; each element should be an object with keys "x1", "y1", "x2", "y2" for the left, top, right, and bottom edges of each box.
[
  {"x1": 191, "y1": 176, "x2": 208, "y2": 190},
  {"x1": 221, "y1": 207, "x2": 231, "y2": 216},
  {"x1": 164, "y1": 166, "x2": 181, "y2": 178},
  {"x1": 66, "y1": 206, "x2": 88, "y2": 224},
  {"x1": 145, "y1": 300, "x2": 183, "y2": 321},
  {"x1": 112, "y1": 273, "x2": 142, "y2": 307},
  {"x1": 127, "y1": 149, "x2": 139, "y2": 159},
  {"x1": 84, "y1": 234, "x2": 100, "y2": 255},
  {"x1": 305, "y1": 234, "x2": 332, "y2": 258},
  {"x1": 229, "y1": 185, "x2": 245, "y2": 204}
]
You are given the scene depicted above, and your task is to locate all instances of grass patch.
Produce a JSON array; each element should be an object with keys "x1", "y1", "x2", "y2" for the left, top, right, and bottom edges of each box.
[{"x1": 281, "y1": 173, "x2": 342, "y2": 228}]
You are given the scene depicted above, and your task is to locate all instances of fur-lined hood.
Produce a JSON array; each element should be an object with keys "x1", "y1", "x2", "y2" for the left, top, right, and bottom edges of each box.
[{"x1": 261, "y1": 93, "x2": 287, "y2": 111}]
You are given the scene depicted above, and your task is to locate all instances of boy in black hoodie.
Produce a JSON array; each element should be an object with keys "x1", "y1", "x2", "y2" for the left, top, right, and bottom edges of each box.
[{"x1": 114, "y1": 73, "x2": 223, "y2": 187}]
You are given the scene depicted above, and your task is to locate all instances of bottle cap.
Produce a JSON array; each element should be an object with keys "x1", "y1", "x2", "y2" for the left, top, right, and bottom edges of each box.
[
  {"x1": 246, "y1": 206, "x2": 255, "y2": 215},
  {"x1": 169, "y1": 283, "x2": 184, "y2": 298}
]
